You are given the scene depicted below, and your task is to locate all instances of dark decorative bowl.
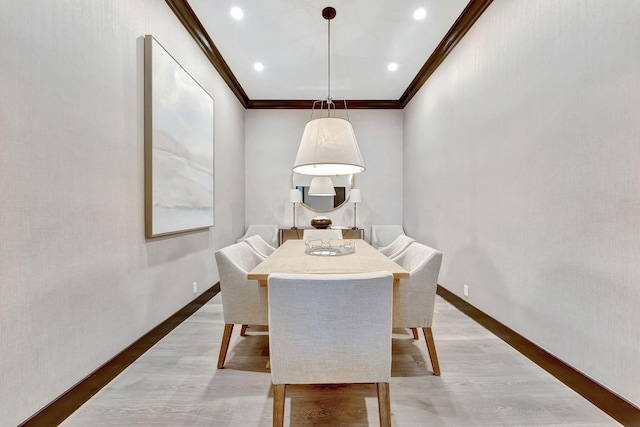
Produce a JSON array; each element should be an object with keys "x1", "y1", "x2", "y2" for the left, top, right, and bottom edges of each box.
[{"x1": 311, "y1": 217, "x2": 332, "y2": 229}]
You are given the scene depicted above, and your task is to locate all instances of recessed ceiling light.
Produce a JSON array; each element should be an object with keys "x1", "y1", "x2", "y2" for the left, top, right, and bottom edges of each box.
[
  {"x1": 388, "y1": 62, "x2": 398, "y2": 72},
  {"x1": 413, "y1": 8, "x2": 427, "y2": 20},
  {"x1": 230, "y1": 7, "x2": 244, "y2": 20},
  {"x1": 254, "y1": 62, "x2": 264, "y2": 72}
]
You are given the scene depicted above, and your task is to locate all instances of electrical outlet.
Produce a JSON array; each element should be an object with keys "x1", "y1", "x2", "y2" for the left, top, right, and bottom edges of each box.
[
  {"x1": 463, "y1": 284, "x2": 469, "y2": 297},
  {"x1": 192, "y1": 282, "x2": 198, "y2": 294}
]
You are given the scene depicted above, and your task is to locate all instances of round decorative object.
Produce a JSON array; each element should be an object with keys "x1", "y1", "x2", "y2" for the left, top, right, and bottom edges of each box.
[{"x1": 311, "y1": 216, "x2": 332, "y2": 229}]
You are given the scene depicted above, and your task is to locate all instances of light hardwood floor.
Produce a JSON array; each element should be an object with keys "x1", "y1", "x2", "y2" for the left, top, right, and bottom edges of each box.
[{"x1": 60, "y1": 295, "x2": 620, "y2": 426}]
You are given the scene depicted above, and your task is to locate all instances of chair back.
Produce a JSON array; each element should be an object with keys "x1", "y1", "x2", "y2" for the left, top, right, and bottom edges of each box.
[
  {"x1": 392, "y1": 243, "x2": 442, "y2": 328},
  {"x1": 371, "y1": 225, "x2": 405, "y2": 248},
  {"x1": 302, "y1": 229, "x2": 343, "y2": 241},
  {"x1": 243, "y1": 234, "x2": 276, "y2": 258},
  {"x1": 268, "y1": 272, "x2": 393, "y2": 385},
  {"x1": 378, "y1": 234, "x2": 415, "y2": 258},
  {"x1": 237, "y1": 224, "x2": 278, "y2": 247},
  {"x1": 214, "y1": 242, "x2": 268, "y2": 326}
]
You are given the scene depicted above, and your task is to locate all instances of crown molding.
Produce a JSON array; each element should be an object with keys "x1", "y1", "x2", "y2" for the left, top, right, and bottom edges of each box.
[
  {"x1": 167, "y1": 0, "x2": 493, "y2": 110},
  {"x1": 400, "y1": 0, "x2": 494, "y2": 107},
  {"x1": 246, "y1": 99, "x2": 402, "y2": 110},
  {"x1": 165, "y1": 0, "x2": 249, "y2": 107}
]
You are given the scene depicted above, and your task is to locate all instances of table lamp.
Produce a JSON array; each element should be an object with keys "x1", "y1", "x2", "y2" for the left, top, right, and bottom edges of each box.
[
  {"x1": 350, "y1": 189, "x2": 361, "y2": 229},
  {"x1": 289, "y1": 189, "x2": 302, "y2": 229}
]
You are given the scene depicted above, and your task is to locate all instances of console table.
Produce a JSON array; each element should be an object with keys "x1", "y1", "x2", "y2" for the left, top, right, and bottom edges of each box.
[{"x1": 279, "y1": 227, "x2": 364, "y2": 246}]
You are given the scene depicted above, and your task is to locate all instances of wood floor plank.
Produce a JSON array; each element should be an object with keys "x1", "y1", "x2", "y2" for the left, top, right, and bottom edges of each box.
[{"x1": 57, "y1": 294, "x2": 623, "y2": 427}]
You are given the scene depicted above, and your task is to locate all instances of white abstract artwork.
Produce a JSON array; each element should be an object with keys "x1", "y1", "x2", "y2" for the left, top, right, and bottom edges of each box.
[{"x1": 144, "y1": 35, "x2": 214, "y2": 237}]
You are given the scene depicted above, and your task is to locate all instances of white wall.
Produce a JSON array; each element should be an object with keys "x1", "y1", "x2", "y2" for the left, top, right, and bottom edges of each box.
[
  {"x1": 0, "y1": 1, "x2": 245, "y2": 425},
  {"x1": 403, "y1": 0, "x2": 640, "y2": 407},
  {"x1": 245, "y1": 109, "x2": 403, "y2": 241}
]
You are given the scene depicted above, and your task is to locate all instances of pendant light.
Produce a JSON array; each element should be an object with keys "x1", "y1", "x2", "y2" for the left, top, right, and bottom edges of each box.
[{"x1": 292, "y1": 7, "x2": 365, "y2": 176}]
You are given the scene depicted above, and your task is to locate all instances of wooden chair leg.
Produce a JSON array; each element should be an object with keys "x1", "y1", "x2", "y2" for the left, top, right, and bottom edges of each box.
[
  {"x1": 240, "y1": 324, "x2": 248, "y2": 336},
  {"x1": 217, "y1": 324, "x2": 234, "y2": 369},
  {"x1": 410, "y1": 327, "x2": 419, "y2": 340},
  {"x1": 377, "y1": 382, "x2": 391, "y2": 427},
  {"x1": 423, "y1": 327, "x2": 440, "y2": 376},
  {"x1": 273, "y1": 384, "x2": 286, "y2": 427}
]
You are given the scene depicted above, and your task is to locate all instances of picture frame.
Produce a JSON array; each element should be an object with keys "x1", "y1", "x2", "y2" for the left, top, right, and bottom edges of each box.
[{"x1": 144, "y1": 35, "x2": 214, "y2": 237}]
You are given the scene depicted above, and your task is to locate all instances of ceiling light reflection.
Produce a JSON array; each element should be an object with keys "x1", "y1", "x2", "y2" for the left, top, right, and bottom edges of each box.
[
  {"x1": 253, "y1": 62, "x2": 264, "y2": 72},
  {"x1": 388, "y1": 63, "x2": 398, "y2": 71}
]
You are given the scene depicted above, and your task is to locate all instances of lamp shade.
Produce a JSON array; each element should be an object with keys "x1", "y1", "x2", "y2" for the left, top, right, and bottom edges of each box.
[
  {"x1": 293, "y1": 117, "x2": 365, "y2": 176},
  {"x1": 308, "y1": 177, "x2": 336, "y2": 196},
  {"x1": 349, "y1": 188, "x2": 361, "y2": 203},
  {"x1": 289, "y1": 188, "x2": 302, "y2": 203}
]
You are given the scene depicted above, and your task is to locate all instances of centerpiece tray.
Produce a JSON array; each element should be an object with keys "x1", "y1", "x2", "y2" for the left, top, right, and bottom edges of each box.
[{"x1": 304, "y1": 240, "x2": 356, "y2": 256}]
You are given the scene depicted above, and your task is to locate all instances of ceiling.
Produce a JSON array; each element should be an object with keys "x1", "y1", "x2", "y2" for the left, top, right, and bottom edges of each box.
[{"x1": 167, "y1": 0, "x2": 493, "y2": 108}]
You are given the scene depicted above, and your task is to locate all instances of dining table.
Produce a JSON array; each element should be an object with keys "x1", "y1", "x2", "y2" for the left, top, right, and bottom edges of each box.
[{"x1": 247, "y1": 238, "x2": 409, "y2": 286}]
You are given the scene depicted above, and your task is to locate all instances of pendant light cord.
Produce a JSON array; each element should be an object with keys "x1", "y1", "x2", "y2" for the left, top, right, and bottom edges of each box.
[
  {"x1": 327, "y1": 16, "x2": 331, "y2": 105},
  {"x1": 319, "y1": 7, "x2": 339, "y2": 119}
]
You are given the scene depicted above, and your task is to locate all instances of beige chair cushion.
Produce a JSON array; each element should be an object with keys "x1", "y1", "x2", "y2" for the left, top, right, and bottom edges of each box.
[
  {"x1": 243, "y1": 234, "x2": 276, "y2": 258},
  {"x1": 268, "y1": 272, "x2": 393, "y2": 385},
  {"x1": 215, "y1": 242, "x2": 268, "y2": 326},
  {"x1": 392, "y1": 243, "x2": 443, "y2": 328},
  {"x1": 371, "y1": 225, "x2": 405, "y2": 249},
  {"x1": 378, "y1": 234, "x2": 415, "y2": 258},
  {"x1": 237, "y1": 224, "x2": 278, "y2": 247}
]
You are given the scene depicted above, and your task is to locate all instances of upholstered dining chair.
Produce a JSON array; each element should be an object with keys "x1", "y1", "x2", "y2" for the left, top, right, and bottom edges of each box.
[
  {"x1": 392, "y1": 242, "x2": 443, "y2": 375},
  {"x1": 237, "y1": 224, "x2": 279, "y2": 248},
  {"x1": 268, "y1": 272, "x2": 394, "y2": 427},
  {"x1": 302, "y1": 229, "x2": 343, "y2": 240},
  {"x1": 371, "y1": 225, "x2": 406, "y2": 249},
  {"x1": 243, "y1": 234, "x2": 276, "y2": 259},
  {"x1": 214, "y1": 242, "x2": 268, "y2": 369},
  {"x1": 378, "y1": 234, "x2": 415, "y2": 259}
]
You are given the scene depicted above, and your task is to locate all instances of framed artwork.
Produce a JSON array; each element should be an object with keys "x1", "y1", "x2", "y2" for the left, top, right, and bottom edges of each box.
[{"x1": 144, "y1": 35, "x2": 214, "y2": 237}]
